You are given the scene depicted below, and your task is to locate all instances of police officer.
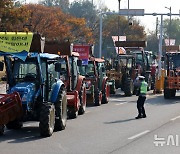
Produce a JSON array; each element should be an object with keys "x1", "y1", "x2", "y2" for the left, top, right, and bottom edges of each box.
[{"x1": 135, "y1": 76, "x2": 148, "y2": 119}]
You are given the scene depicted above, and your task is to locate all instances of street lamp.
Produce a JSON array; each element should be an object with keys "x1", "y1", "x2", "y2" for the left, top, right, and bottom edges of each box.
[
  {"x1": 118, "y1": 0, "x2": 121, "y2": 53},
  {"x1": 165, "y1": 6, "x2": 171, "y2": 45}
]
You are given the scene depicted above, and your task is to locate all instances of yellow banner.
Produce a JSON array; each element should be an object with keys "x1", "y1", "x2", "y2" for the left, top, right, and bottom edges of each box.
[{"x1": 0, "y1": 32, "x2": 33, "y2": 53}]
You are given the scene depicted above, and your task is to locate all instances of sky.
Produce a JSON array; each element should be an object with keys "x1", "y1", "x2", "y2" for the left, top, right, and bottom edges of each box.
[{"x1": 26, "y1": 0, "x2": 180, "y2": 32}]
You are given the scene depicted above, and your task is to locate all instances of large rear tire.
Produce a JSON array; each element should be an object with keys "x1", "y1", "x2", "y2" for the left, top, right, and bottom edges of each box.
[
  {"x1": 39, "y1": 104, "x2": 55, "y2": 137},
  {"x1": 94, "y1": 89, "x2": 102, "y2": 106},
  {"x1": 124, "y1": 78, "x2": 133, "y2": 96},
  {"x1": 78, "y1": 82, "x2": 86, "y2": 115},
  {"x1": 54, "y1": 89, "x2": 67, "y2": 131}
]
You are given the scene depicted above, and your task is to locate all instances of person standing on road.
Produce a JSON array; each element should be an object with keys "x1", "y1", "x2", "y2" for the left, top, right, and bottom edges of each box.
[{"x1": 134, "y1": 76, "x2": 148, "y2": 119}]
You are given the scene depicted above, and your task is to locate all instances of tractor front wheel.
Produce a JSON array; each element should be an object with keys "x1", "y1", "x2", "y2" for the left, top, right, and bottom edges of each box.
[
  {"x1": 124, "y1": 78, "x2": 133, "y2": 96},
  {"x1": 78, "y1": 83, "x2": 87, "y2": 115},
  {"x1": 54, "y1": 89, "x2": 67, "y2": 131},
  {"x1": 39, "y1": 103, "x2": 55, "y2": 137},
  {"x1": 102, "y1": 82, "x2": 110, "y2": 104},
  {"x1": 164, "y1": 88, "x2": 171, "y2": 99},
  {"x1": 6, "y1": 119, "x2": 23, "y2": 130},
  {"x1": 0, "y1": 125, "x2": 4, "y2": 135}
]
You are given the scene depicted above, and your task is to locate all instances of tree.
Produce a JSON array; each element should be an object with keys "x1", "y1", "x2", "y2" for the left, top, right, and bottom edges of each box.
[
  {"x1": 101, "y1": 15, "x2": 146, "y2": 58},
  {"x1": 69, "y1": 0, "x2": 100, "y2": 41},
  {"x1": 146, "y1": 32, "x2": 159, "y2": 54},
  {"x1": 163, "y1": 18, "x2": 180, "y2": 45},
  {"x1": 39, "y1": 0, "x2": 69, "y2": 12},
  {"x1": 21, "y1": 4, "x2": 93, "y2": 43},
  {"x1": 0, "y1": 0, "x2": 29, "y2": 31}
]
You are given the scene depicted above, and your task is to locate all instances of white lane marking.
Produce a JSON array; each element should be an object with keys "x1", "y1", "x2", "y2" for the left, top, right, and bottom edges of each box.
[
  {"x1": 171, "y1": 115, "x2": 180, "y2": 121},
  {"x1": 115, "y1": 102, "x2": 127, "y2": 106},
  {"x1": 86, "y1": 111, "x2": 90, "y2": 113},
  {"x1": 128, "y1": 130, "x2": 150, "y2": 140},
  {"x1": 24, "y1": 124, "x2": 31, "y2": 127},
  {"x1": 110, "y1": 99, "x2": 126, "y2": 102}
]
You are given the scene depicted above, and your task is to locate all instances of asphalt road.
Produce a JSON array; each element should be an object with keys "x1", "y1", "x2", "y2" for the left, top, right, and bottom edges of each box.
[{"x1": 0, "y1": 89, "x2": 180, "y2": 154}]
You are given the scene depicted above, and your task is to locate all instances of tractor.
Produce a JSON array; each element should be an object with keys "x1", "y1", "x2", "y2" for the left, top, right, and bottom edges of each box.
[
  {"x1": 163, "y1": 45, "x2": 180, "y2": 99},
  {"x1": 106, "y1": 53, "x2": 136, "y2": 96},
  {"x1": 79, "y1": 57, "x2": 110, "y2": 106},
  {"x1": 115, "y1": 41, "x2": 152, "y2": 93},
  {"x1": 44, "y1": 41, "x2": 86, "y2": 119},
  {"x1": 0, "y1": 32, "x2": 67, "y2": 137}
]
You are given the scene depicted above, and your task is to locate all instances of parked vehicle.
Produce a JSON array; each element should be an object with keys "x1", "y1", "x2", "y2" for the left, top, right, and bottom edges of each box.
[
  {"x1": 79, "y1": 57, "x2": 110, "y2": 106},
  {"x1": 0, "y1": 32, "x2": 67, "y2": 137},
  {"x1": 106, "y1": 53, "x2": 136, "y2": 96},
  {"x1": 44, "y1": 41, "x2": 87, "y2": 119},
  {"x1": 163, "y1": 45, "x2": 180, "y2": 99},
  {"x1": 115, "y1": 41, "x2": 152, "y2": 93}
]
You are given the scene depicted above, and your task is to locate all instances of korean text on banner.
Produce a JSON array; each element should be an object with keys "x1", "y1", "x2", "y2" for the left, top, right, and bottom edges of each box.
[
  {"x1": 0, "y1": 32, "x2": 33, "y2": 53},
  {"x1": 73, "y1": 45, "x2": 90, "y2": 60}
]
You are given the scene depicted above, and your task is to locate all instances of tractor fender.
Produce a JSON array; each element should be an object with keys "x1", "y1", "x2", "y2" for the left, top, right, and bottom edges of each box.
[
  {"x1": 50, "y1": 80, "x2": 65, "y2": 104},
  {"x1": 102, "y1": 77, "x2": 108, "y2": 91},
  {"x1": 75, "y1": 75, "x2": 85, "y2": 92}
]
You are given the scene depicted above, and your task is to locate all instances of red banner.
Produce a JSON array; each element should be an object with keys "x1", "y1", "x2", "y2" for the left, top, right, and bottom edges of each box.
[{"x1": 73, "y1": 45, "x2": 90, "y2": 60}]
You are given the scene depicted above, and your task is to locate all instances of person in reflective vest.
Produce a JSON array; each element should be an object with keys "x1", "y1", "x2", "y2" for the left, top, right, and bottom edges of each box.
[{"x1": 135, "y1": 76, "x2": 147, "y2": 119}]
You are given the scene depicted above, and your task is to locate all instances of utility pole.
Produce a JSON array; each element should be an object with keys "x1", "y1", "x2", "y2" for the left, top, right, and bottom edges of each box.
[
  {"x1": 155, "y1": 17, "x2": 158, "y2": 37},
  {"x1": 118, "y1": 0, "x2": 121, "y2": 54}
]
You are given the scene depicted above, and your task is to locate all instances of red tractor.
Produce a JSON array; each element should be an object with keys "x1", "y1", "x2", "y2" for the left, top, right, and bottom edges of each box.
[
  {"x1": 79, "y1": 57, "x2": 110, "y2": 106},
  {"x1": 44, "y1": 41, "x2": 86, "y2": 118},
  {"x1": 73, "y1": 44, "x2": 110, "y2": 106}
]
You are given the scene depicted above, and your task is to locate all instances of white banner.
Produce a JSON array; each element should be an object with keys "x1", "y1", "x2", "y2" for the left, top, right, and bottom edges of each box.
[
  {"x1": 112, "y1": 36, "x2": 126, "y2": 54},
  {"x1": 165, "y1": 39, "x2": 175, "y2": 46}
]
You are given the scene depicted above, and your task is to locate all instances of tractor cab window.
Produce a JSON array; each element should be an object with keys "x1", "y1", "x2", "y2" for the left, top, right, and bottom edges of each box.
[
  {"x1": 79, "y1": 61, "x2": 95, "y2": 77},
  {"x1": 48, "y1": 62, "x2": 58, "y2": 89},
  {"x1": 13, "y1": 59, "x2": 38, "y2": 83},
  {"x1": 59, "y1": 58, "x2": 68, "y2": 80},
  {"x1": 171, "y1": 54, "x2": 180, "y2": 69},
  {"x1": 134, "y1": 52, "x2": 143, "y2": 65},
  {"x1": 127, "y1": 58, "x2": 132, "y2": 69}
]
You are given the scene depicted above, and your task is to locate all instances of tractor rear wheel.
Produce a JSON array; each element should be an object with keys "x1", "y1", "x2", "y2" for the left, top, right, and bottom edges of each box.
[
  {"x1": 78, "y1": 83, "x2": 86, "y2": 115},
  {"x1": 102, "y1": 82, "x2": 110, "y2": 104},
  {"x1": 6, "y1": 119, "x2": 23, "y2": 130},
  {"x1": 94, "y1": 89, "x2": 102, "y2": 106},
  {"x1": 0, "y1": 125, "x2": 4, "y2": 135},
  {"x1": 68, "y1": 108, "x2": 78, "y2": 119},
  {"x1": 124, "y1": 78, "x2": 133, "y2": 96},
  {"x1": 54, "y1": 89, "x2": 67, "y2": 131},
  {"x1": 39, "y1": 104, "x2": 55, "y2": 137}
]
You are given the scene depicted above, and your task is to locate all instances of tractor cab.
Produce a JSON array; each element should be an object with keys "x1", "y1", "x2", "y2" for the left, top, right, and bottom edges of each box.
[{"x1": 163, "y1": 45, "x2": 180, "y2": 99}]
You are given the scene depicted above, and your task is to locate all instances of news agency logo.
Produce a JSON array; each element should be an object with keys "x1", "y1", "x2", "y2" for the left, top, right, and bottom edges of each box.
[{"x1": 154, "y1": 135, "x2": 179, "y2": 147}]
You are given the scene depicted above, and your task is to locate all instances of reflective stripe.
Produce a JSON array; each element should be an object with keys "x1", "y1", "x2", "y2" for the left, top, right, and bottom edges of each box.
[{"x1": 140, "y1": 81, "x2": 147, "y2": 94}]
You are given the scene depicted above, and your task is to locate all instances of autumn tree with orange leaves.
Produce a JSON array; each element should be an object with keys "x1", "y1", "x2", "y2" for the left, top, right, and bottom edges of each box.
[{"x1": 0, "y1": 1, "x2": 94, "y2": 43}]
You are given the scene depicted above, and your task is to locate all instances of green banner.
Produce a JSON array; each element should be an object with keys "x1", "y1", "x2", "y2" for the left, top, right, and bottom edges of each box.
[{"x1": 0, "y1": 32, "x2": 33, "y2": 53}]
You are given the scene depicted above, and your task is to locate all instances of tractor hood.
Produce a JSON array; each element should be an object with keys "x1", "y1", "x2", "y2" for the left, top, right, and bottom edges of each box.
[{"x1": 10, "y1": 82, "x2": 36, "y2": 104}]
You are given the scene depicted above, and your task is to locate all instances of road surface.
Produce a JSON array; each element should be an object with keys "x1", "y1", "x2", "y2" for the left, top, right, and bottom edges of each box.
[{"x1": 0, "y1": 87, "x2": 180, "y2": 154}]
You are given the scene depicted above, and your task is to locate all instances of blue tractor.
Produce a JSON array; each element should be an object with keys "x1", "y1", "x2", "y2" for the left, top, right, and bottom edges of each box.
[{"x1": 0, "y1": 33, "x2": 67, "y2": 137}]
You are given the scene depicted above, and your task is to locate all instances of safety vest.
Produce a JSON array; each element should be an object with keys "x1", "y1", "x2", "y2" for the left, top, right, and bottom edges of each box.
[{"x1": 140, "y1": 81, "x2": 147, "y2": 94}]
